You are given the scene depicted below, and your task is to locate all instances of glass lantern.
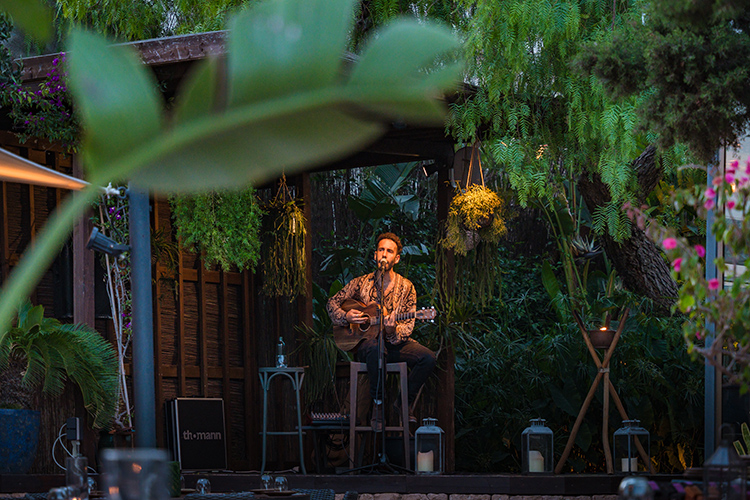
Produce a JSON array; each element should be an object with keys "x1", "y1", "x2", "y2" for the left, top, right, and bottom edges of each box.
[
  {"x1": 414, "y1": 417, "x2": 444, "y2": 474},
  {"x1": 613, "y1": 420, "x2": 650, "y2": 474},
  {"x1": 521, "y1": 418, "x2": 553, "y2": 474},
  {"x1": 703, "y1": 439, "x2": 747, "y2": 500}
]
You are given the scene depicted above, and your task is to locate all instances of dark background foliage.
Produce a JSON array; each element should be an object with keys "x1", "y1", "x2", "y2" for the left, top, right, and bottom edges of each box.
[{"x1": 576, "y1": 1, "x2": 750, "y2": 162}]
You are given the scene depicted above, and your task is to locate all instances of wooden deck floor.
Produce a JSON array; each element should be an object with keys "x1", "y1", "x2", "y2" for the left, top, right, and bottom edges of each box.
[{"x1": 1, "y1": 472, "x2": 681, "y2": 496}]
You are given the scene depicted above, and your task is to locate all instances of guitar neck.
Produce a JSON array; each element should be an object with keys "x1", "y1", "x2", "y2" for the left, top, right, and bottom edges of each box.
[{"x1": 370, "y1": 311, "x2": 417, "y2": 326}]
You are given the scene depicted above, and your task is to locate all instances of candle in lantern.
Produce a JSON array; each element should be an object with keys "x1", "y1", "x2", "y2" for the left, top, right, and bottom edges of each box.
[
  {"x1": 621, "y1": 457, "x2": 637, "y2": 472},
  {"x1": 417, "y1": 450, "x2": 434, "y2": 472},
  {"x1": 528, "y1": 450, "x2": 545, "y2": 473}
]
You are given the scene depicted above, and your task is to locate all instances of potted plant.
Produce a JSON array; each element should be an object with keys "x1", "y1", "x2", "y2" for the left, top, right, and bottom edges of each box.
[
  {"x1": 0, "y1": 301, "x2": 119, "y2": 473},
  {"x1": 443, "y1": 184, "x2": 507, "y2": 255}
]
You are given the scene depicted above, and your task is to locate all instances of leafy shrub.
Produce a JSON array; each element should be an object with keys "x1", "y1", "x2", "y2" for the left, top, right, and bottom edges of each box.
[{"x1": 454, "y1": 249, "x2": 703, "y2": 473}]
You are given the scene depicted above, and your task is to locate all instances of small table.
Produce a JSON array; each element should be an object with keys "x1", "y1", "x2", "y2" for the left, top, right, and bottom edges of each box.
[{"x1": 259, "y1": 366, "x2": 307, "y2": 474}]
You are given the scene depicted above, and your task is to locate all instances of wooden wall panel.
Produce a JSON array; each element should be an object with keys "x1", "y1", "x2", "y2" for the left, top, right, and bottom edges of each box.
[
  {"x1": 226, "y1": 285, "x2": 243, "y2": 367},
  {"x1": 183, "y1": 281, "x2": 200, "y2": 366}
]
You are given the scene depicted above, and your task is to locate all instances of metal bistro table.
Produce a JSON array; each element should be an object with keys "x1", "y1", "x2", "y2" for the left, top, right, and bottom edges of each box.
[{"x1": 259, "y1": 366, "x2": 306, "y2": 474}]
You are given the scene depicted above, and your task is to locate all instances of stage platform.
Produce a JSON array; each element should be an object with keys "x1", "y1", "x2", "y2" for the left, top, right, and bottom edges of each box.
[{"x1": 0, "y1": 472, "x2": 683, "y2": 496}]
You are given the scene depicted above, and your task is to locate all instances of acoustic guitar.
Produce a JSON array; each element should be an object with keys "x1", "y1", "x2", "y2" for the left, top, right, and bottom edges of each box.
[{"x1": 332, "y1": 298, "x2": 437, "y2": 352}]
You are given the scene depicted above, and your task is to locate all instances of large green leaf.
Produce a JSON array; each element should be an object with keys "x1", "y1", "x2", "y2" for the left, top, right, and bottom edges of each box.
[
  {"x1": 350, "y1": 20, "x2": 459, "y2": 87},
  {"x1": 0, "y1": 0, "x2": 51, "y2": 43},
  {"x1": 227, "y1": 0, "x2": 355, "y2": 106},
  {"x1": 548, "y1": 383, "x2": 578, "y2": 417},
  {"x1": 66, "y1": 30, "x2": 163, "y2": 181},
  {"x1": 541, "y1": 259, "x2": 561, "y2": 301},
  {"x1": 348, "y1": 197, "x2": 397, "y2": 221},
  {"x1": 347, "y1": 20, "x2": 462, "y2": 121},
  {"x1": 133, "y1": 104, "x2": 384, "y2": 191},
  {"x1": 172, "y1": 57, "x2": 221, "y2": 125}
]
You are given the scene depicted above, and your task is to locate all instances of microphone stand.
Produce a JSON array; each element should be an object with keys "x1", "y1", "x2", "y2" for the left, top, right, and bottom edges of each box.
[{"x1": 343, "y1": 260, "x2": 411, "y2": 475}]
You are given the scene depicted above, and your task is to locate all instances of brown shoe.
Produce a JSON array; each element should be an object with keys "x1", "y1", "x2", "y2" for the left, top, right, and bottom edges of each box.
[
  {"x1": 371, "y1": 401, "x2": 384, "y2": 432},
  {"x1": 395, "y1": 400, "x2": 417, "y2": 425}
]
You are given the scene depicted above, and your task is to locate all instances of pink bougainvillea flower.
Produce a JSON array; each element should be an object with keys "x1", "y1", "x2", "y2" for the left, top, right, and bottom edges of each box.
[
  {"x1": 727, "y1": 200, "x2": 736, "y2": 210},
  {"x1": 708, "y1": 278, "x2": 720, "y2": 290},
  {"x1": 729, "y1": 159, "x2": 739, "y2": 173},
  {"x1": 695, "y1": 244, "x2": 705, "y2": 258},
  {"x1": 662, "y1": 238, "x2": 677, "y2": 250},
  {"x1": 695, "y1": 330, "x2": 703, "y2": 340},
  {"x1": 705, "y1": 199, "x2": 716, "y2": 210},
  {"x1": 705, "y1": 188, "x2": 716, "y2": 199},
  {"x1": 672, "y1": 257, "x2": 682, "y2": 272},
  {"x1": 726, "y1": 173, "x2": 735, "y2": 183},
  {"x1": 712, "y1": 176, "x2": 724, "y2": 186}
]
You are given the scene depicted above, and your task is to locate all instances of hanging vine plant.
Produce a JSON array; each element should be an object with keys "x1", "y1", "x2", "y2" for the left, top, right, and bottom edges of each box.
[
  {"x1": 261, "y1": 178, "x2": 307, "y2": 299},
  {"x1": 442, "y1": 144, "x2": 507, "y2": 255},
  {"x1": 444, "y1": 184, "x2": 507, "y2": 255},
  {"x1": 170, "y1": 187, "x2": 263, "y2": 272}
]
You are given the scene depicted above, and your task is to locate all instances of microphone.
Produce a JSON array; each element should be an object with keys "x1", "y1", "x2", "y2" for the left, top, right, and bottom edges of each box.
[{"x1": 378, "y1": 257, "x2": 387, "y2": 268}]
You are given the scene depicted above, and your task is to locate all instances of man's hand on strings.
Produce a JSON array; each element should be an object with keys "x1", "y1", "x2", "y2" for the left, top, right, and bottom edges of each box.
[{"x1": 345, "y1": 309, "x2": 367, "y2": 324}]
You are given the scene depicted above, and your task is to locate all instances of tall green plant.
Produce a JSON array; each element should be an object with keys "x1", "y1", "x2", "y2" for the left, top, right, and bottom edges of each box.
[{"x1": 0, "y1": 302, "x2": 119, "y2": 429}]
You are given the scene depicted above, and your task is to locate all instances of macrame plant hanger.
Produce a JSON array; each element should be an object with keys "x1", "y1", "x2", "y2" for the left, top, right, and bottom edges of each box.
[{"x1": 463, "y1": 141, "x2": 485, "y2": 191}]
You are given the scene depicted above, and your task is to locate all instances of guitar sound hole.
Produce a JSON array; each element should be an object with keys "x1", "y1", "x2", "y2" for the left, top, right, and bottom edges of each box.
[{"x1": 361, "y1": 318, "x2": 371, "y2": 332}]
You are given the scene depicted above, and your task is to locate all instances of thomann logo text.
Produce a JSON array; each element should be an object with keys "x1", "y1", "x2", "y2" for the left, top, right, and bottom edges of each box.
[{"x1": 182, "y1": 430, "x2": 223, "y2": 440}]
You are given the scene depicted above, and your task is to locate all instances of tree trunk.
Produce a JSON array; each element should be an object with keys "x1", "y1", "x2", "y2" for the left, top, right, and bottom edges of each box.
[{"x1": 577, "y1": 146, "x2": 678, "y2": 313}]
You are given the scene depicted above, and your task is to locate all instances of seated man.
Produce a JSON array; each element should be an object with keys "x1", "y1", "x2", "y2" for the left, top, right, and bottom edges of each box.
[{"x1": 326, "y1": 232, "x2": 437, "y2": 431}]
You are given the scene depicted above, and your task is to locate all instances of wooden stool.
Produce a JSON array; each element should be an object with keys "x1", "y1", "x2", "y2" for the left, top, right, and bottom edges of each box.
[{"x1": 348, "y1": 361, "x2": 410, "y2": 469}]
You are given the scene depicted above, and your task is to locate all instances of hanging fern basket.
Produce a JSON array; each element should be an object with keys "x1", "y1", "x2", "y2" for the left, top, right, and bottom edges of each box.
[
  {"x1": 442, "y1": 142, "x2": 507, "y2": 255},
  {"x1": 444, "y1": 184, "x2": 507, "y2": 255},
  {"x1": 261, "y1": 179, "x2": 307, "y2": 299},
  {"x1": 170, "y1": 188, "x2": 264, "y2": 272}
]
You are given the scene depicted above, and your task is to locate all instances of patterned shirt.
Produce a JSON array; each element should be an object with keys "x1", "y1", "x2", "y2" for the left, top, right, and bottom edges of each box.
[{"x1": 327, "y1": 271, "x2": 417, "y2": 345}]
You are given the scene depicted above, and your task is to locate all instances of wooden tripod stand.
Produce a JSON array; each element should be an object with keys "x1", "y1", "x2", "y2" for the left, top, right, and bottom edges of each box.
[{"x1": 554, "y1": 308, "x2": 653, "y2": 474}]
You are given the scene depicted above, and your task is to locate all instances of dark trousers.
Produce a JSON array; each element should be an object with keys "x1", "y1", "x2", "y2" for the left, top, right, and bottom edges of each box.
[{"x1": 356, "y1": 336, "x2": 436, "y2": 405}]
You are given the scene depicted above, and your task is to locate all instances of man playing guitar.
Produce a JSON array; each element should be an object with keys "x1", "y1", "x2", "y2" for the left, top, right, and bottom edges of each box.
[{"x1": 326, "y1": 232, "x2": 436, "y2": 432}]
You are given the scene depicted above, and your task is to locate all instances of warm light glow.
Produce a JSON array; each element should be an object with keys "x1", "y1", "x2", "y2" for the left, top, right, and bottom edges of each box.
[
  {"x1": 417, "y1": 450, "x2": 434, "y2": 472},
  {"x1": 600, "y1": 326, "x2": 608, "y2": 331},
  {"x1": 132, "y1": 463, "x2": 143, "y2": 473},
  {"x1": 528, "y1": 450, "x2": 545, "y2": 472},
  {"x1": 109, "y1": 486, "x2": 119, "y2": 496},
  {"x1": 0, "y1": 148, "x2": 88, "y2": 190}
]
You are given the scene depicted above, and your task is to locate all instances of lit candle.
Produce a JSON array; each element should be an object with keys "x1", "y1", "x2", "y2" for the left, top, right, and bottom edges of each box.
[
  {"x1": 528, "y1": 450, "x2": 545, "y2": 473},
  {"x1": 417, "y1": 450, "x2": 434, "y2": 472},
  {"x1": 621, "y1": 457, "x2": 637, "y2": 472}
]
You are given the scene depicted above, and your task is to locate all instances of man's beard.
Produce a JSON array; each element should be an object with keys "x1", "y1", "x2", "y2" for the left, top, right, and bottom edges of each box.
[{"x1": 377, "y1": 260, "x2": 395, "y2": 272}]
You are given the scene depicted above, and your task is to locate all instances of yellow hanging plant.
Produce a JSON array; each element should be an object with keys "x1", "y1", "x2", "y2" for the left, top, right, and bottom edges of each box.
[{"x1": 444, "y1": 184, "x2": 507, "y2": 256}]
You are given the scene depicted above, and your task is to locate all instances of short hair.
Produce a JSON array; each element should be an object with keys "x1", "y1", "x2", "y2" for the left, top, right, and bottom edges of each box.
[{"x1": 375, "y1": 232, "x2": 403, "y2": 255}]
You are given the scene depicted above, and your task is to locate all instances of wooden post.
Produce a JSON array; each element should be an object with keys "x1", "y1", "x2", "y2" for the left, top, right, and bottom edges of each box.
[{"x1": 436, "y1": 164, "x2": 455, "y2": 473}]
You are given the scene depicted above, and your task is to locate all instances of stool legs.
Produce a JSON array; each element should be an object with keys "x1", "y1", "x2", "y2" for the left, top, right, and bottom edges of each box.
[{"x1": 347, "y1": 362, "x2": 410, "y2": 470}]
